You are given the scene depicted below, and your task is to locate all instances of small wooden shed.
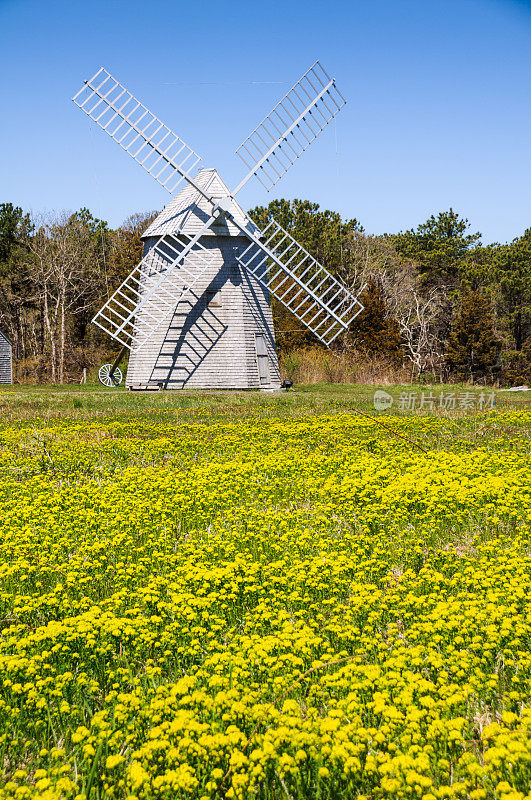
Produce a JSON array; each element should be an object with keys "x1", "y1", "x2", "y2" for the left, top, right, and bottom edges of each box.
[{"x1": 0, "y1": 329, "x2": 12, "y2": 384}]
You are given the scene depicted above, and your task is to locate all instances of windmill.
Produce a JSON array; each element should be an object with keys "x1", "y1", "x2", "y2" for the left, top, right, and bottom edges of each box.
[{"x1": 72, "y1": 62, "x2": 364, "y2": 390}]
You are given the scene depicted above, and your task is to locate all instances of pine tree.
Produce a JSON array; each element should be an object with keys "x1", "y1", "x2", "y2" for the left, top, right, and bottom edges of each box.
[
  {"x1": 446, "y1": 289, "x2": 501, "y2": 381},
  {"x1": 392, "y1": 209, "x2": 481, "y2": 286},
  {"x1": 352, "y1": 278, "x2": 403, "y2": 362}
]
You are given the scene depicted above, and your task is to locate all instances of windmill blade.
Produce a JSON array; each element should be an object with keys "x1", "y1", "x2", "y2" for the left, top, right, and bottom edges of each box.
[
  {"x1": 93, "y1": 218, "x2": 217, "y2": 352},
  {"x1": 237, "y1": 218, "x2": 363, "y2": 346},
  {"x1": 233, "y1": 61, "x2": 346, "y2": 194},
  {"x1": 73, "y1": 68, "x2": 206, "y2": 197}
]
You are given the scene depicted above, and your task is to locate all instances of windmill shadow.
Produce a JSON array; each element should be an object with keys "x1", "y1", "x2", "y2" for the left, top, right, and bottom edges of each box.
[{"x1": 148, "y1": 259, "x2": 238, "y2": 388}]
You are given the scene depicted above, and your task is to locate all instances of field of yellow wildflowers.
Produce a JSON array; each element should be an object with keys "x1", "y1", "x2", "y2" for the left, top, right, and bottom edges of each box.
[{"x1": 0, "y1": 385, "x2": 530, "y2": 800}]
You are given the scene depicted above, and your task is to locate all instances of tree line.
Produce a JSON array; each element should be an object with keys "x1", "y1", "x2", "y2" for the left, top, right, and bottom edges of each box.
[
  {"x1": 250, "y1": 201, "x2": 530, "y2": 384},
  {"x1": 0, "y1": 200, "x2": 529, "y2": 385},
  {"x1": 0, "y1": 205, "x2": 156, "y2": 383}
]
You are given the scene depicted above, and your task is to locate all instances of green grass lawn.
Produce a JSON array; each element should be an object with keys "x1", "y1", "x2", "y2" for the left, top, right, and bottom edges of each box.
[{"x1": 0, "y1": 381, "x2": 528, "y2": 426}]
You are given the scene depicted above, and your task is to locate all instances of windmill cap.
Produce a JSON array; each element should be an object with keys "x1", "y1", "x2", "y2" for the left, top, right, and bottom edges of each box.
[{"x1": 142, "y1": 169, "x2": 259, "y2": 239}]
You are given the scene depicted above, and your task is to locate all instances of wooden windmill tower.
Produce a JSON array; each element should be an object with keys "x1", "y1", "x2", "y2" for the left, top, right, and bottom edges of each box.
[
  {"x1": 72, "y1": 62, "x2": 364, "y2": 389},
  {"x1": 127, "y1": 169, "x2": 280, "y2": 390}
]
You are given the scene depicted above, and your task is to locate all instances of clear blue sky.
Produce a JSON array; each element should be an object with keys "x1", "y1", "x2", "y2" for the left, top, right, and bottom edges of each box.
[{"x1": 1, "y1": 0, "x2": 531, "y2": 243}]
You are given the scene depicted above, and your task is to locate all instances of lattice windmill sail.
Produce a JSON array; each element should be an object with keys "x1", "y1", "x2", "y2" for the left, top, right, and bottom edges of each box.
[{"x1": 72, "y1": 61, "x2": 363, "y2": 389}]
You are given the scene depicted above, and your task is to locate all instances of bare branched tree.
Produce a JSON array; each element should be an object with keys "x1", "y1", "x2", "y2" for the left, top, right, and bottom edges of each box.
[
  {"x1": 398, "y1": 289, "x2": 447, "y2": 378},
  {"x1": 27, "y1": 212, "x2": 108, "y2": 382},
  {"x1": 339, "y1": 231, "x2": 447, "y2": 376}
]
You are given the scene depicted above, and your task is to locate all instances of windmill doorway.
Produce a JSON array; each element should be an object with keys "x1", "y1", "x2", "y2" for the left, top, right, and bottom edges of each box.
[{"x1": 255, "y1": 334, "x2": 270, "y2": 386}]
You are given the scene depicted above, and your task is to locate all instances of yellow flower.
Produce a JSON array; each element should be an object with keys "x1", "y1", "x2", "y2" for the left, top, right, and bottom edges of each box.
[{"x1": 106, "y1": 754, "x2": 125, "y2": 770}]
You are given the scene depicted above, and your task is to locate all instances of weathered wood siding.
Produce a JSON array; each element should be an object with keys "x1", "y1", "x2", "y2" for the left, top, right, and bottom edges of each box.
[
  {"x1": 0, "y1": 330, "x2": 12, "y2": 384},
  {"x1": 126, "y1": 235, "x2": 281, "y2": 390}
]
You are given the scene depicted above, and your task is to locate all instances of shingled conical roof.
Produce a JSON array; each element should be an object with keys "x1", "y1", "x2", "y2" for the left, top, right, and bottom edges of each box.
[{"x1": 142, "y1": 169, "x2": 258, "y2": 239}]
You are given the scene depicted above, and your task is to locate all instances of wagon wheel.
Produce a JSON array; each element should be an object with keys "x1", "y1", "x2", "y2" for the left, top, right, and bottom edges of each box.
[{"x1": 98, "y1": 364, "x2": 123, "y2": 387}]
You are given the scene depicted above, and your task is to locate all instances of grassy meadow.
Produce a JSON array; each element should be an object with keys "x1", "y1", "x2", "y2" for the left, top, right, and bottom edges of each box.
[{"x1": 0, "y1": 383, "x2": 530, "y2": 800}]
